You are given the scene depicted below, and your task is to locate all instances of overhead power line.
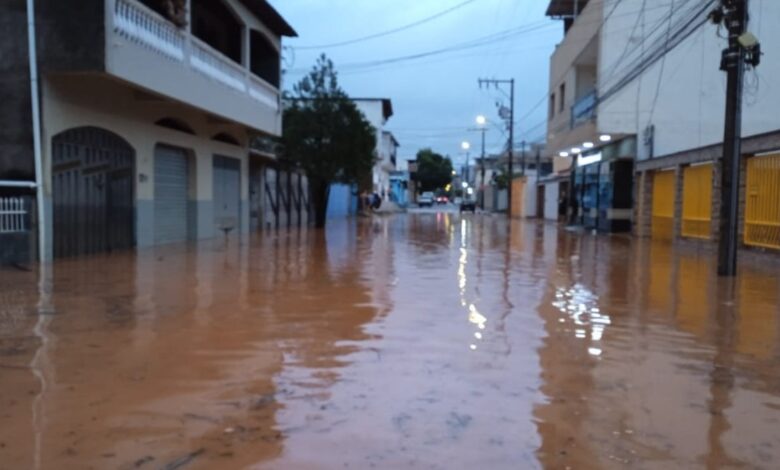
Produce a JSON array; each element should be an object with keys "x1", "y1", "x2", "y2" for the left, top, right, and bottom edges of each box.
[
  {"x1": 288, "y1": 20, "x2": 555, "y2": 74},
  {"x1": 333, "y1": 22, "x2": 553, "y2": 71},
  {"x1": 291, "y1": 0, "x2": 478, "y2": 50},
  {"x1": 598, "y1": 0, "x2": 716, "y2": 105}
]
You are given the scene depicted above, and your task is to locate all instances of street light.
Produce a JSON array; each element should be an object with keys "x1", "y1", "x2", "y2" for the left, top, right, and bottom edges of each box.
[
  {"x1": 476, "y1": 115, "x2": 487, "y2": 126},
  {"x1": 461, "y1": 141, "x2": 471, "y2": 184}
]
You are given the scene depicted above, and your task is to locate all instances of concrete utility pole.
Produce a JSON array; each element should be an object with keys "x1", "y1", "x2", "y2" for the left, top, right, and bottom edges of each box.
[
  {"x1": 520, "y1": 140, "x2": 527, "y2": 176},
  {"x1": 478, "y1": 78, "x2": 515, "y2": 216},
  {"x1": 535, "y1": 145, "x2": 541, "y2": 183},
  {"x1": 480, "y1": 127, "x2": 486, "y2": 209},
  {"x1": 711, "y1": 0, "x2": 760, "y2": 276}
]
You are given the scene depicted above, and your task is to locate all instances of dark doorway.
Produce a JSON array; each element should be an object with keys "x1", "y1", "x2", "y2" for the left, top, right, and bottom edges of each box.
[
  {"x1": 52, "y1": 127, "x2": 135, "y2": 258},
  {"x1": 536, "y1": 185, "x2": 545, "y2": 219},
  {"x1": 559, "y1": 180, "x2": 570, "y2": 221}
]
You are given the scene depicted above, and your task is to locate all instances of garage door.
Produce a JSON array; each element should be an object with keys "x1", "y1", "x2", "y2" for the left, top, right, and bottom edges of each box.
[
  {"x1": 652, "y1": 169, "x2": 675, "y2": 240},
  {"x1": 52, "y1": 127, "x2": 135, "y2": 258},
  {"x1": 154, "y1": 146, "x2": 189, "y2": 244},
  {"x1": 681, "y1": 163, "x2": 712, "y2": 239},
  {"x1": 213, "y1": 156, "x2": 240, "y2": 234},
  {"x1": 745, "y1": 152, "x2": 780, "y2": 250}
]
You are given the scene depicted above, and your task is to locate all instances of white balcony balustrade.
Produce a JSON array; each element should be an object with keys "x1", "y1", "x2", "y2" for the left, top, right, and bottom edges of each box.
[{"x1": 113, "y1": 0, "x2": 279, "y2": 111}]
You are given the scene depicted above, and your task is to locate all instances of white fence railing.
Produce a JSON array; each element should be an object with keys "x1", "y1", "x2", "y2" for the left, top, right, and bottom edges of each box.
[
  {"x1": 114, "y1": 0, "x2": 185, "y2": 61},
  {"x1": 113, "y1": 0, "x2": 278, "y2": 109},
  {"x1": 249, "y1": 75, "x2": 279, "y2": 110},
  {"x1": 190, "y1": 38, "x2": 247, "y2": 93},
  {"x1": 0, "y1": 198, "x2": 27, "y2": 234}
]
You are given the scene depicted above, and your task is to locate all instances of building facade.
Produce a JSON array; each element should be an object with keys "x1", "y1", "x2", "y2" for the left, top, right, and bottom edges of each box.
[
  {"x1": 544, "y1": 0, "x2": 634, "y2": 231},
  {"x1": 0, "y1": 0, "x2": 296, "y2": 262},
  {"x1": 353, "y1": 99, "x2": 397, "y2": 199},
  {"x1": 600, "y1": 0, "x2": 779, "y2": 250},
  {"x1": 544, "y1": 0, "x2": 780, "y2": 249}
]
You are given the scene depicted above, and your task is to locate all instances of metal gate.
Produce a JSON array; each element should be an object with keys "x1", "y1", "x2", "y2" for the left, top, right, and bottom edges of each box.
[
  {"x1": 681, "y1": 163, "x2": 712, "y2": 239},
  {"x1": 154, "y1": 146, "x2": 190, "y2": 244},
  {"x1": 651, "y1": 169, "x2": 675, "y2": 240},
  {"x1": 263, "y1": 166, "x2": 278, "y2": 229},
  {"x1": 745, "y1": 152, "x2": 780, "y2": 250},
  {"x1": 52, "y1": 127, "x2": 135, "y2": 258},
  {"x1": 213, "y1": 156, "x2": 241, "y2": 234}
]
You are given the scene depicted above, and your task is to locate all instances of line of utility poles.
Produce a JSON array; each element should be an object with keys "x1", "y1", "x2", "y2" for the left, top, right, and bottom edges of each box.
[
  {"x1": 710, "y1": 0, "x2": 761, "y2": 276},
  {"x1": 478, "y1": 78, "x2": 515, "y2": 217}
]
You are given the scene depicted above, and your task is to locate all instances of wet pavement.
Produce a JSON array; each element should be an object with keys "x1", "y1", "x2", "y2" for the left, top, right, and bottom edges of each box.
[{"x1": 1, "y1": 213, "x2": 780, "y2": 469}]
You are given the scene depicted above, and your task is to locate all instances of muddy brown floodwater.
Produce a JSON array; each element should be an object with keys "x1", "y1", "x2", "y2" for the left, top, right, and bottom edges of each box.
[{"x1": 1, "y1": 214, "x2": 780, "y2": 469}]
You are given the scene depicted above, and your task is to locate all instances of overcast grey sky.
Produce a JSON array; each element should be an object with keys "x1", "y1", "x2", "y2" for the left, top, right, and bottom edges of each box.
[{"x1": 271, "y1": 0, "x2": 562, "y2": 168}]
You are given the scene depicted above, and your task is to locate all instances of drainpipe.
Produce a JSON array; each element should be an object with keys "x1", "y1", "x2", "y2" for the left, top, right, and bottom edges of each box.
[{"x1": 26, "y1": 0, "x2": 46, "y2": 263}]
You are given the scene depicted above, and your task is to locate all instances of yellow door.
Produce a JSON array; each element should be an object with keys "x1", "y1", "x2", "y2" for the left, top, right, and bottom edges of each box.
[
  {"x1": 681, "y1": 163, "x2": 713, "y2": 239},
  {"x1": 744, "y1": 152, "x2": 780, "y2": 249},
  {"x1": 652, "y1": 170, "x2": 675, "y2": 239}
]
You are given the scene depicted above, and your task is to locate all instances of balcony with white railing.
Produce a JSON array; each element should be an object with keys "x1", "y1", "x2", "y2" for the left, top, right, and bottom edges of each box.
[
  {"x1": 108, "y1": 0, "x2": 281, "y2": 134},
  {"x1": 571, "y1": 90, "x2": 597, "y2": 129}
]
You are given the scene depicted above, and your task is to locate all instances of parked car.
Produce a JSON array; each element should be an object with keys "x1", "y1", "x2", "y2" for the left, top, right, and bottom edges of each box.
[
  {"x1": 418, "y1": 192, "x2": 435, "y2": 207},
  {"x1": 460, "y1": 197, "x2": 477, "y2": 213},
  {"x1": 436, "y1": 195, "x2": 449, "y2": 205}
]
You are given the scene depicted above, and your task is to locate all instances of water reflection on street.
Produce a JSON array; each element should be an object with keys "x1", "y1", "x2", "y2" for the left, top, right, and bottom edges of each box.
[{"x1": 1, "y1": 213, "x2": 779, "y2": 469}]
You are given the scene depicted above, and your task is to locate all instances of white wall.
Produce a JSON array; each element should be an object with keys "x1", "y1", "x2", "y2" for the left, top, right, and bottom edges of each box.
[
  {"x1": 544, "y1": 182, "x2": 560, "y2": 221},
  {"x1": 354, "y1": 100, "x2": 392, "y2": 195},
  {"x1": 598, "y1": 0, "x2": 779, "y2": 159}
]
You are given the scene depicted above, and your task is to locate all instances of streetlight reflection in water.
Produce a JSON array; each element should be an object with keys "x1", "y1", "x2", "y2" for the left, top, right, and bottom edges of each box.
[{"x1": 551, "y1": 283, "x2": 610, "y2": 357}]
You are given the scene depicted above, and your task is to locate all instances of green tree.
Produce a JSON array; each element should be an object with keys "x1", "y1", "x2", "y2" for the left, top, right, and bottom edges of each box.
[
  {"x1": 281, "y1": 55, "x2": 376, "y2": 227},
  {"x1": 413, "y1": 148, "x2": 453, "y2": 192}
]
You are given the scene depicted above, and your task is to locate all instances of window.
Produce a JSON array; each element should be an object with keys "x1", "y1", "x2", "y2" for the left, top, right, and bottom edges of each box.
[
  {"x1": 192, "y1": 0, "x2": 243, "y2": 64},
  {"x1": 212, "y1": 132, "x2": 241, "y2": 146},
  {"x1": 155, "y1": 118, "x2": 195, "y2": 135},
  {"x1": 549, "y1": 93, "x2": 555, "y2": 120},
  {"x1": 559, "y1": 83, "x2": 566, "y2": 113},
  {"x1": 250, "y1": 31, "x2": 280, "y2": 88}
]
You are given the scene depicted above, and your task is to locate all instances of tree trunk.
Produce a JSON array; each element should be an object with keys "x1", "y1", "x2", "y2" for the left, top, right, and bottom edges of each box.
[{"x1": 312, "y1": 179, "x2": 330, "y2": 228}]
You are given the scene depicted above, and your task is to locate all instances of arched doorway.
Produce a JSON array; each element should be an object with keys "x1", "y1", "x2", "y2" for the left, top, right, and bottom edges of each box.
[{"x1": 52, "y1": 127, "x2": 135, "y2": 258}]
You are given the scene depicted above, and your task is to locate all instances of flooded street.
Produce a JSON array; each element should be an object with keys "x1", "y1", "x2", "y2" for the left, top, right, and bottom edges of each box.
[{"x1": 1, "y1": 213, "x2": 780, "y2": 469}]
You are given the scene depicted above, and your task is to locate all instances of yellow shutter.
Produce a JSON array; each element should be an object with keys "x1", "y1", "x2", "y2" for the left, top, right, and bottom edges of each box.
[
  {"x1": 652, "y1": 170, "x2": 675, "y2": 240},
  {"x1": 744, "y1": 153, "x2": 780, "y2": 249},
  {"x1": 681, "y1": 163, "x2": 713, "y2": 239}
]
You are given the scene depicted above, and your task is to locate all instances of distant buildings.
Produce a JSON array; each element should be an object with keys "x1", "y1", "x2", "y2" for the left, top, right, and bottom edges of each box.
[
  {"x1": 542, "y1": 0, "x2": 780, "y2": 251},
  {"x1": 0, "y1": 0, "x2": 298, "y2": 262},
  {"x1": 352, "y1": 98, "x2": 399, "y2": 199}
]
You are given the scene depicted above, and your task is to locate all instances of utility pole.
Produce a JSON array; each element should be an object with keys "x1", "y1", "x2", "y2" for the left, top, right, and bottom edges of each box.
[
  {"x1": 478, "y1": 78, "x2": 515, "y2": 216},
  {"x1": 520, "y1": 140, "x2": 527, "y2": 176},
  {"x1": 710, "y1": 0, "x2": 760, "y2": 276},
  {"x1": 480, "y1": 127, "x2": 486, "y2": 210},
  {"x1": 535, "y1": 145, "x2": 541, "y2": 183}
]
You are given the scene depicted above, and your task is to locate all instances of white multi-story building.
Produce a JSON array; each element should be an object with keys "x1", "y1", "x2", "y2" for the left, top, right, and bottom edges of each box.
[
  {"x1": 544, "y1": 0, "x2": 780, "y2": 249},
  {"x1": 353, "y1": 99, "x2": 398, "y2": 198}
]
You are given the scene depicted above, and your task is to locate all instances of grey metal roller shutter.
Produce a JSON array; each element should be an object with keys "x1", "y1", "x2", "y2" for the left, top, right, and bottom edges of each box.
[
  {"x1": 154, "y1": 146, "x2": 189, "y2": 244},
  {"x1": 213, "y1": 156, "x2": 241, "y2": 234}
]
